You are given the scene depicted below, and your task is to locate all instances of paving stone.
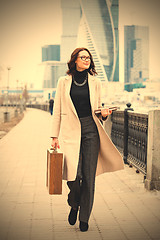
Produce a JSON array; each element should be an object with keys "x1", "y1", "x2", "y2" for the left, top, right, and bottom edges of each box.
[
  {"x1": 7, "y1": 219, "x2": 31, "y2": 240},
  {"x1": 31, "y1": 219, "x2": 53, "y2": 240},
  {"x1": 100, "y1": 229, "x2": 127, "y2": 240},
  {"x1": 123, "y1": 228, "x2": 152, "y2": 240}
]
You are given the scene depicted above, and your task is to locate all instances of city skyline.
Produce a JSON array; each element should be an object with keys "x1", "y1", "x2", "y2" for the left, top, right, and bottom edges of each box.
[
  {"x1": 0, "y1": 0, "x2": 160, "y2": 89},
  {"x1": 40, "y1": 0, "x2": 119, "y2": 92},
  {"x1": 40, "y1": 0, "x2": 119, "y2": 93}
]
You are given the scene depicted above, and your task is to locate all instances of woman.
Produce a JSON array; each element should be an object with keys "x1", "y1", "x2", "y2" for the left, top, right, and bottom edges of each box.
[{"x1": 51, "y1": 47, "x2": 124, "y2": 232}]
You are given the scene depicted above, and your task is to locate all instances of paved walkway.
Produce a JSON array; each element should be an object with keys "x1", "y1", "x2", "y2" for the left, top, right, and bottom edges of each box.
[{"x1": 0, "y1": 108, "x2": 160, "y2": 240}]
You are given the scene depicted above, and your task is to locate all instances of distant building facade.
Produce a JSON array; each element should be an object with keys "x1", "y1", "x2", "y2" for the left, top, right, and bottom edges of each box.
[
  {"x1": 124, "y1": 25, "x2": 149, "y2": 91},
  {"x1": 42, "y1": 45, "x2": 60, "y2": 62},
  {"x1": 60, "y1": 0, "x2": 81, "y2": 62},
  {"x1": 41, "y1": 45, "x2": 66, "y2": 89},
  {"x1": 42, "y1": 61, "x2": 67, "y2": 88}
]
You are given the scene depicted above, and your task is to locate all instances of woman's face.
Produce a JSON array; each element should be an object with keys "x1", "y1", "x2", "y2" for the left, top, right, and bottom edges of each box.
[{"x1": 75, "y1": 50, "x2": 91, "y2": 71}]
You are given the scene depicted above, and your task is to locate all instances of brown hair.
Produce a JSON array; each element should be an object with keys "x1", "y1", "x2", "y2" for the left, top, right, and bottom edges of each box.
[{"x1": 66, "y1": 47, "x2": 97, "y2": 76}]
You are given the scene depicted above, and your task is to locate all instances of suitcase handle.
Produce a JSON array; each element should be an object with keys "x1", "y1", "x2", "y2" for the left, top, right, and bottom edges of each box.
[{"x1": 50, "y1": 147, "x2": 58, "y2": 152}]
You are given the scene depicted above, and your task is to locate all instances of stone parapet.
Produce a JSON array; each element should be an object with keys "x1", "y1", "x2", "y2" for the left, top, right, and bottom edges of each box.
[{"x1": 145, "y1": 110, "x2": 160, "y2": 190}]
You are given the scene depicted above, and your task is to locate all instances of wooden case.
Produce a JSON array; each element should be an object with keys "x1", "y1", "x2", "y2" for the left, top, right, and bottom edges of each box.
[{"x1": 46, "y1": 148, "x2": 63, "y2": 194}]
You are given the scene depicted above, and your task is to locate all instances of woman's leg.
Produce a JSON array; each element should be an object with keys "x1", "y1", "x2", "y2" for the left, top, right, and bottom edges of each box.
[
  {"x1": 67, "y1": 141, "x2": 83, "y2": 209},
  {"x1": 67, "y1": 116, "x2": 100, "y2": 225},
  {"x1": 67, "y1": 148, "x2": 83, "y2": 226},
  {"x1": 67, "y1": 178, "x2": 81, "y2": 209},
  {"x1": 79, "y1": 116, "x2": 100, "y2": 223}
]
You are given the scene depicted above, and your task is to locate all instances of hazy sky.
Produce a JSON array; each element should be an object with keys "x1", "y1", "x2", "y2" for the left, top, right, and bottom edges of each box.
[
  {"x1": 0, "y1": 0, "x2": 62, "y2": 88},
  {"x1": 0, "y1": 0, "x2": 160, "y2": 88}
]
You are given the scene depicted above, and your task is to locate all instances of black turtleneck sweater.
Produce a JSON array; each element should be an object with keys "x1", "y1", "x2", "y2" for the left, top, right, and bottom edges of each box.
[{"x1": 70, "y1": 69, "x2": 92, "y2": 118}]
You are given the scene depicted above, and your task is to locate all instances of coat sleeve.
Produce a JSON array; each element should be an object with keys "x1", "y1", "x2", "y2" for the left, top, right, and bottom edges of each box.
[{"x1": 51, "y1": 77, "x2": 63, "y2": 137}]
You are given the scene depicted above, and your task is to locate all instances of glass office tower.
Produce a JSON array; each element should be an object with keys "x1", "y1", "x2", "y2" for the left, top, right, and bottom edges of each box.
[
  {"x1": 78, "y1": 0, "x2": 119, "y2": 82},
  {"x1": 124, "y1": 25, "x2": 149, "y2": 90},
  {"x1": 42, "y1": 45, "x2": 66, "y2": 88},
  {"x1": 61, "y1": 0, "x2": 81, "y2": 62},
  {"x1": 42, "y1": 45, "x2": 60, "y2": 62},
  {"x1": 61, "y1": 0, "x2": 119, "y2": 82},
  {"x1": 42, "y1": 61, "x2": 67, "y2": 88}
]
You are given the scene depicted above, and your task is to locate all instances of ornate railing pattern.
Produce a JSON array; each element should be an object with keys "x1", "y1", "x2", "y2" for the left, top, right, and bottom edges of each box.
[
  {"x1": 111, "y1": 111, "x2": 148, "y2": 175},
  {"x1": 127, "y1": 112, "x2": 148, "y2": 174},
  {"x1": 111, "y1": 111, "x2": 124, "y2": 150}
]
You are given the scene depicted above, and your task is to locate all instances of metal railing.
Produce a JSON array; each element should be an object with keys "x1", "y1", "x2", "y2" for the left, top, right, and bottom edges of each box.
[
  {"x1": 26, "y1": 104, "x2": 49, "y2": 112},
  {"x1": 111, "y1": 104, "x2": 148, "y2": 176},
  {"x1": 111, "y1": 110, "x2": 124, "y2": 150},
  {"x1": 127, "y1": 112, "x2": 148, "y2": 175}
]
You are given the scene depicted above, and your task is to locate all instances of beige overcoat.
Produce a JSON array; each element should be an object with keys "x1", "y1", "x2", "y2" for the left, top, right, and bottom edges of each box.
[{"x1": 51, "y1": 73, "x2": 124, "y2": 181}]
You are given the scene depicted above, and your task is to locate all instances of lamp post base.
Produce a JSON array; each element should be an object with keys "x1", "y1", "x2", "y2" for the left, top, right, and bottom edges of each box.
[{"x1": 4, "y1": 112, "x2": 10, "y2": 122}]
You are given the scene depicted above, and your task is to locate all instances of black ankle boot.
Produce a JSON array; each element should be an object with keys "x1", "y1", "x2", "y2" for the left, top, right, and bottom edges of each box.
[
  {"x1": 68, "y1": 207, "x2": 78, "y2": 225},
  {"x1": 79, "y1": 221, "x2": 89, "y2": 232}
]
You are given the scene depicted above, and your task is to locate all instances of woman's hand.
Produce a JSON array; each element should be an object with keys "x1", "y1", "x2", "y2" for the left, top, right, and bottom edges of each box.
[
  {"x1": 101, "y1": 108, "x2": 112, "y2": 118},
  {"x1": 51, "y1": 137, "x2": 60, "y2": 150}
]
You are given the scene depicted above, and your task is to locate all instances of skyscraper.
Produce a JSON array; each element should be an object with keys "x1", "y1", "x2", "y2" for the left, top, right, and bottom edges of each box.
[
  {"x1": 61, "y1": 0, "x2": 81, "y2": 62},
  {"x1": 42, "y1": 45, "x2": 60, "y2": 62},
  {"x1": 124, "y1": 25, "x2": 149, "y2": 91},
  {"x1": 42, "y1": 61, "x2": 67, "y2": 88},
  {"x1": 41, "y1": 45, "x2": 66, "y2": 88},
  {"x1": 41, "y1": 0, "x2": 120, "y2": 90},
  {"x1": 61, "y1": 0, "x2": 119, "y2": 82},
  {"x1": 78, "y1": 0, "x2": 119, "y2": 82}
]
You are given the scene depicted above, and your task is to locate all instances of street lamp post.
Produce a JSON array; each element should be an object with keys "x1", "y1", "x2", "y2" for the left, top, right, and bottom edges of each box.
[
  {"x1": 15, "y1": 79, "x2": 19, "y2": 117},
  {"x1": 4, "y1": 67, "x2": 11, "y2": 122},
  {"x1": 20, "y1": 81, "x2": 23, "y2": 114},
  {"x1": 6, "y1": 67, "x2": 11, "y2": 111}
]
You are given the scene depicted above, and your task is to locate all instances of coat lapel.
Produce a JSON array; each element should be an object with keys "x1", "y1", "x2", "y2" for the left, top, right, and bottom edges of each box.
[
  {"x1": 65, "y1": 75, "x2": 79, "y2": 118},
  {"x1": 65, "y1": 73, "x2": 95, "y2": 118}
]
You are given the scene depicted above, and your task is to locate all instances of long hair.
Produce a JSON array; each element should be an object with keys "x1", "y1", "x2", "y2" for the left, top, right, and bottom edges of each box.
[{"x1": 66, "y1": 47, "x2": 97, "y2": 76}]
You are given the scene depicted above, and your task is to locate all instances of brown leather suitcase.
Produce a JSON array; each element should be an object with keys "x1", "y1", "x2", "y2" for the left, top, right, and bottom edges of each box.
[{"x1": 46, "y1": 148, "x2": 63, "y2": 194}]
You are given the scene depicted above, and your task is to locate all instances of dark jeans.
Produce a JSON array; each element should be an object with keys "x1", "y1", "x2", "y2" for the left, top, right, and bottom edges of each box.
[{"x1": 67, "y1": 115, "x2": 100, "y2": 223}]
